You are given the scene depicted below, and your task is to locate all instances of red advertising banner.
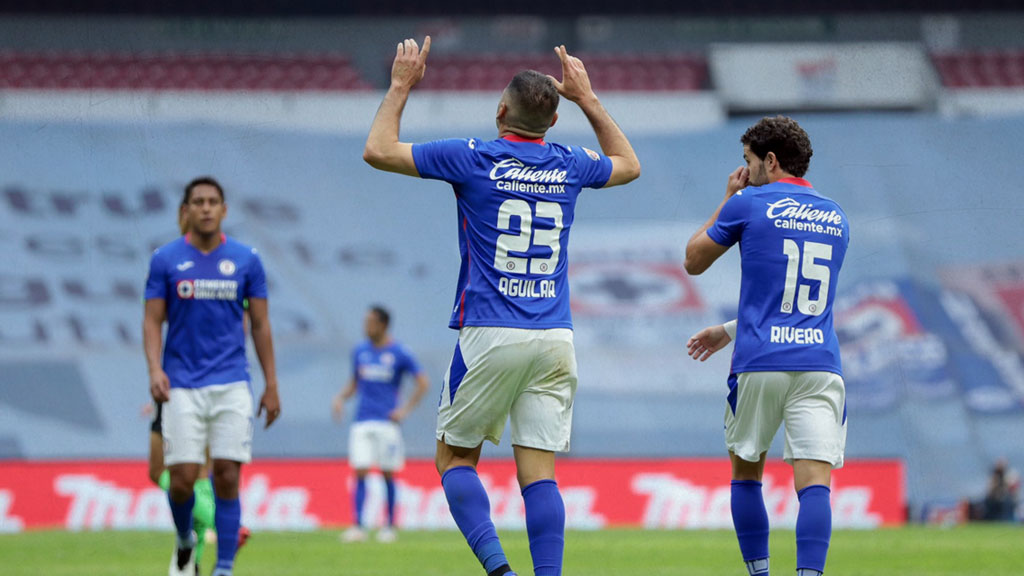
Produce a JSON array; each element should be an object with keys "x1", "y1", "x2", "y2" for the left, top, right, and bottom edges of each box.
[{"x1": 0, "y1": 458, "x2": 904, "y2": 532}]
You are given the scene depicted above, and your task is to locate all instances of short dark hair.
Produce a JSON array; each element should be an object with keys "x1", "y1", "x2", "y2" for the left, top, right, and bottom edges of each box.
[
  {"x1": 503, "y1": 70, "x2": 559, "y2": 135},
  {"x1": 740, "y1": 116, "x2": 813, "y2": 178},
  {"x1": 183, "y1": 176, "x2": 225, "y2": 205},
  {"x1": 369, "y1": 305, "x2": 390, "y2": 328}
]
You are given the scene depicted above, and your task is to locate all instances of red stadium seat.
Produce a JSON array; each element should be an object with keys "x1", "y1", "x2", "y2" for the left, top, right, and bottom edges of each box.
[
  {"x1": 412, "y1": 52, "x2": 706, "y2": 91},
  {"x1": 932, "y1": 50, "x2": 1024, "y2": 88},
  {"x1": 0, "y1": 51, "x2": 373, "y2": 91}
]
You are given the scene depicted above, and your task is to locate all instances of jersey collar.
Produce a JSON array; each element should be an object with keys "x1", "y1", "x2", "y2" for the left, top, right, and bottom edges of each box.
[
  {"x1": 502, "y1": 134, "x2": 546, "y2": 145},
  {"x1": 777, "y1": 177, "x2": 813, "y2": 188}
]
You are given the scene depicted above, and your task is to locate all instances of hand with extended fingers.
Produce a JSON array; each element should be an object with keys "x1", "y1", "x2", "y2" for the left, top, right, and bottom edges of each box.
[
  {"x1": 391, "y1": 36, "x2": 432, "y2": 91},
  {"x1": 546, "y1": 45, "x2": 595, "y2": 104},
  {"x1": 686, "y1": 324, "x2": 732, "y2": 362}
]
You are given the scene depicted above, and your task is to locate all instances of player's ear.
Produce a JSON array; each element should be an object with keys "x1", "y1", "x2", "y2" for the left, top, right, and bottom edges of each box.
[
  {"x1": 496, "y1": 101, "x2": 508, "y2": 121},
  {"x1": 765, "y1": 151, "x2": 777, "y2": 170},
  {"x1": 549, "y1": 112, "x2": 558, "y2": 129}
]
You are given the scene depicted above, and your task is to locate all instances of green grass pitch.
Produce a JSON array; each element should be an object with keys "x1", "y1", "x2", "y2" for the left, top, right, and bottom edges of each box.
[{"x1": 1, "y1": 525, "x2": 1021, "y2": 575}]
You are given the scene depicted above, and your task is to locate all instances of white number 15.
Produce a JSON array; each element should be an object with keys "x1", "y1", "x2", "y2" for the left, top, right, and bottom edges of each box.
[{"x1": 781, "y1": 239, "x2": 832, "y2": 317}]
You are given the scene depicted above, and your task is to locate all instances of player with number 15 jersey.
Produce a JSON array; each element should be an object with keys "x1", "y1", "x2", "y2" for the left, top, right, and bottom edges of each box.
[
  {"x1": 709, "y1": 168, "x2": 849, "y2": 375},
  {"x1": 685, "y1": 116, "x2": 849, "y2": 576}
]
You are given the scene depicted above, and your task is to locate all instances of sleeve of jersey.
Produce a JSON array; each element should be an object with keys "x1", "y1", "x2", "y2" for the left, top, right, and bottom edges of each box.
[
  {"x1": 571, "y1": 146, "x2": 613, "y2": 188},
  {"x1": 706, "y1": 192, "x2": 751, "y2": 247},
  {"x1": 143, "y1": 250, "x2": 167, "y2": 300},
  {"x1": 411, "y1": 139, "x2": 475, "y2": 183},
  {"x1": 245, "y1": 250, "x2": 269, "y2": 299}
]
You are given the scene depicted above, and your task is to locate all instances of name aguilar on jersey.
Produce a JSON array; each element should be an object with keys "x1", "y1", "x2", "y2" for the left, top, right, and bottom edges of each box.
[{"x1": 490, "y1": 158, "x2": 567, "y2": 194}]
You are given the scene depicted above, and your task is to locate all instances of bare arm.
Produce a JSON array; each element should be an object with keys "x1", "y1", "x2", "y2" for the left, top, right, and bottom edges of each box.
[
  {"x1": 248, "y1": 298, "x2": 281, "y2": 429},
  {"x1": 363, "y1": 36, "x2": 432, "y2": 176},
  {"x1": 143, "y1": 298, "x2": 169, "y2": 402},
  {"x1": 332, "y1": 377, "x2": 358, "y2": 422},
  {"x1": 684, "y1": 166, "x2": 748, "y2": 275},
  {"x1": 390, "y1": 372, "x2": 430, "y2": 423},
  {"x1": 686, "y1": 320, "x2": 736, "y2": 362},
  {"x1": 547, "y1": 45, "x2": 640, "y2": 188}
]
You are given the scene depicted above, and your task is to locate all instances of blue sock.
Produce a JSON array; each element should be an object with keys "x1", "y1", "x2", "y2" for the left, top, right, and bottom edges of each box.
[
  {"x1": 168, "y1": 492, "x2": 195, "y2": 547},
  {"x1": 213, "y1": 496, "x2": 241, "y2": 575},
  {"x1": 441, "y1": 466, "x2": 509, "y2": 574},
  {"x1": 385, "y1": 476, "x2": 397, "y2": 527},
  {"x1": 354, "y1": 476, "x2": 367, "y2": 526},
  {"x1": 731, "y1": 480, "x2": 770, "y2": 575},
  {"x1": 796, "y1": 485, "x2": 832, "y2": 574},
  {"x1": 522, "y1": 479, "x2": 565, "y2": 576}
]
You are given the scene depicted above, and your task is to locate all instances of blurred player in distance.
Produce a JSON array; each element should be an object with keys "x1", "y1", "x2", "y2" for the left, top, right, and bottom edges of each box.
[
  {"x1": 144, "y1": 176, "x2": 281, "y2": 576},
  {"x1": 332, "y1": 305, "x2": 430, "y2": 543},
  {"x1": 684, "y1": 116, "x2": 849, "y2": 576},
  {"x1": 147, "y1": 402, "x2": 216, "y2": 572},
  {"x1": 363, "y1": 37, "x2": 640, "y2": 576}
]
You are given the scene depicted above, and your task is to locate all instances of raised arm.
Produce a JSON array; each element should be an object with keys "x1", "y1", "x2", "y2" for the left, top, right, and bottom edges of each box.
[
  {"x1": 684, "y1": 166, "x2": 747, "y2": 274},
  {"x1": 363, "y1": 36, "x2": 432, "y2": 177},
  {"x1": 547, "y1": 45, "x2": 640, "y2": 188},
  {"x1": 248, "y1": 298, "x2": 281, "y2": 429},
  {"x1": 143, "y1": 298, "x2": 169, "y2": 403}
]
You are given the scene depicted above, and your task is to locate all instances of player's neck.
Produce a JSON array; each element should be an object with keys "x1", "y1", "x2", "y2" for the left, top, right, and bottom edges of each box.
[
  {"x1": 370, "y1": 335, "x2": 391, "y2": 348},
  {"x1": 499, "y1": 128, "x2": 546, "y2": 143},
  {"x1": 186, "y1": 230, "x2": 225, "y2": 254}
]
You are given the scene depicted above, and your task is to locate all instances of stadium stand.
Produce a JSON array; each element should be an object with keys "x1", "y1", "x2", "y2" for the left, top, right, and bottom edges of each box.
[
  {"x1": 932, "y1": 50, "x2": 1024, "y2": 88},
  {"x1": 414, "y1": 53, "x2": 706, "y2": 91},
  {"x1": 0, "y1": 51, "x2": 372, "y2": 90}
]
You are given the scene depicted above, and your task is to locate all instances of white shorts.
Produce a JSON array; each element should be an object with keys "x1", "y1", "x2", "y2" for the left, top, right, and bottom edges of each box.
[
  {"x1": 725, "y1": 371, "x2": 847, "y2": 469},
  {"x1": 163, "y1": 381, "x2": 254, "y2": 466},
  {"x1": 437, "y1": 326, "x2": 577, "y2": 453},
  {"x1": 348, "y1": 420, "x2": 405, "y2": 471}
]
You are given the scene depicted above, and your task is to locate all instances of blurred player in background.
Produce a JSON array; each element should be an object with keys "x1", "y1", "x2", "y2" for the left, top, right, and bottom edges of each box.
[
  {"x1": 332, "y1": 305, "x2": 430, "y2": 543},
  {"x1": 684, "y1": 116, "x2": 849, "y2": 576},
  {"x1": 144, "y1": 176, "x2": 281, "y2": 576},
  {"x1": 363, "y1": 37, "x2": 640, "y2": 576},
  {"x1": 147, "y1": 402, "x2": 215, "y2": 572},
  {"x1": 147, "y1": 403, "x2": 252, "y2": 571}
]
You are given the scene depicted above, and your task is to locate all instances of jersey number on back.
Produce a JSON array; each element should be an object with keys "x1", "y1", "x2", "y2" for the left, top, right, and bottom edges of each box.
[
  {"x1": 493, "y1": 200, "x2": 563, "y2": 276},
  {"x1": 781, "y1": 239, "x2": 832, "y2": 317}
]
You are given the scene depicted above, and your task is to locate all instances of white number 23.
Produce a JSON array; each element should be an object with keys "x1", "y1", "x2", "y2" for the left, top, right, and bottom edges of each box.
[{"x1": 493, "y1": 199, "x2": 563, "y2": 276}]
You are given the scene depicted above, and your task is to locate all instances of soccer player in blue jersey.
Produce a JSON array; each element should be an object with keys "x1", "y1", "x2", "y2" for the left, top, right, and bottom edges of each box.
[
  {"x1": 144, "y1": 176, "x2": 281, "y2": 576},
  {"x1": 363, "y1": 37, "x2": 640, "y2": 576},
  {"x1": 332, "y1": 305, "x2": 430, "y2": 543},
  {"x1": 684, "y1": 116, "x2": 849, "y2": 576}
]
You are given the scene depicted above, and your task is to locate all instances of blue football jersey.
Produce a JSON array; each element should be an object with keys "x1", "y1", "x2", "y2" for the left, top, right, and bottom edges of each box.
[
  {"x1": 144, "y1": 235, "x2": 268, "y2": 388},
  {"x1": 412, "y1": 135, "x2": 613, "y2": 330},
  {"x1": 708, "y1": 178, "x2": 849, "y2": 375},
  {"x1": 352, "y1": 340, "x2": 423, "y2": 422}
]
